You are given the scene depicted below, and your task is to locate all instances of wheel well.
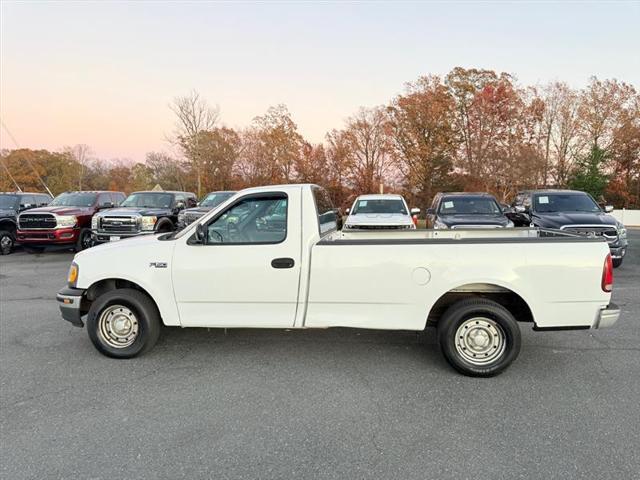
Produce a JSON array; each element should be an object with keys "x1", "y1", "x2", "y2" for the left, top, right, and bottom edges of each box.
[
  {"x1": 84, "y1": 278, "x2": 159, "y2": 313},
  {"x1": 156, "y1": 218, "x2": 174, "y2": 232},
  {"x1": 0, "y1": 219, "x2": 17, "y2": 234},
  {"x1": 427, "y1": 283, "x2": 534, "y2": 326}
]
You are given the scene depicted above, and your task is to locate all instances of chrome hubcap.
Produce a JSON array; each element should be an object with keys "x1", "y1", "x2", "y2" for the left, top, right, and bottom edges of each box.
[
  {"x1": 98, "y1": 305, "x2": 139, "y2": 348},
  {"x1": 455, "y1": 317, "x2": 506, "y2": 365},
  {"x1": 1, "y1": 235, "x2": 12, "y2": 248}
]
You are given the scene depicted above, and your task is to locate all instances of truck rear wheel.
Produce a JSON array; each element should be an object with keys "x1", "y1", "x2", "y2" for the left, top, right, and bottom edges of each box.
[
  {"x1": 86, "y1": 288, "x2": 161, "y2": 358},
  {"x1": 437, "y1": 298, "x2": 521, "y2": 377}
]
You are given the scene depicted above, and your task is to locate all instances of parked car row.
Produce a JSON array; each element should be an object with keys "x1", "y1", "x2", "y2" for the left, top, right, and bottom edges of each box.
[
  {"x1": 0, "y1": 189, "x2": 238, "y2": 255},
  {"x1": 341, "y1": 189, "x2": 628, "y2": 267},
  {"x1": 2, "y1": 187, "x2": 629, "y2": 267}
]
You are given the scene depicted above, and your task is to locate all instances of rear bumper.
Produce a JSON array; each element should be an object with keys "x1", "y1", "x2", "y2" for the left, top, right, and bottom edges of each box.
[
  {"x1": 593, "y1": 302, "x2": 621, "y2": 329},
  {"x1": 56, "y1": 287, "x2": 86, "y2": 327},
  {"x1": 17, "y1": 227, "x2": 79, "y2": 245}
]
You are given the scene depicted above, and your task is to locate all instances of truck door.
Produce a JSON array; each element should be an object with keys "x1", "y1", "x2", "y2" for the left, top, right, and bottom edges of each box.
[{"x1": 171, "y1": 189, "x2": 302, "y2": 328}]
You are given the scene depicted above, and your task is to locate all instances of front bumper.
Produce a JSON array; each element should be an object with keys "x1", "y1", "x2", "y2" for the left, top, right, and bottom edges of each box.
[
  {"x1": 92, "y1": 230, "x2": 153, "y2": 243},
  {"x1": 56, "y1": 287, "x2": 86, "y2": 327},
  {"x1": 609, "y1": 244, "x2": 627, "y2": 260},
  {"x1": 594, "y1": 303, "x2": 621, "y2": 329},
  {"x1": 17, "y1": 227, "x2": 80, "y2": 245}
]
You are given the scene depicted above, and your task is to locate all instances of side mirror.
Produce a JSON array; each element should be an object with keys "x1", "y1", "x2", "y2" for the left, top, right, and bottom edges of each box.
[
  {"x1": 196, "y1": 201, "x2": 201, "y2": 207},
  {"x1": 426, "y1": 208, "x2": 435, "y2": 215},
  {"x1": 195, "y1": 223, "x2": 206, "y2": 244},
  {"x1": 410, "y1": 208, "x2": 421, "y2": 215},
  {"x1": 605, "y1": 205, "x2": 614, "y2": 213},
  {"x1": 345, "y1": 208, "x2": 350, "y2": 215}
]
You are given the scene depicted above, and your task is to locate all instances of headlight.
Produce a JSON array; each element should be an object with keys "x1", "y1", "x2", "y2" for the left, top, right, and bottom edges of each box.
[
  {"x1": 57, "y1": 215, "x2": 77, "y2": 228},
  {"x1": 617, "y1": 225, "x2": 627, "y2": 239},
  {"x1": 434, "y1": 219, "x2": 448, "y2": 229},
  {"x1": 67, "y1": 262, "x2": 79, "y2": 287},
  {"x1": 91, "y1": 216, "x2": 98, "y2": 230},
  {"x1": 141, "y1": 216, "x2": 157, "y2": 231}
]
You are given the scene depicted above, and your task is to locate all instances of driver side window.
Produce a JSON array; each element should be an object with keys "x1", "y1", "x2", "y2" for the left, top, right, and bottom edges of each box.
[{"x1": 206, "y1": 195, "x2": 287, "y2": 244}]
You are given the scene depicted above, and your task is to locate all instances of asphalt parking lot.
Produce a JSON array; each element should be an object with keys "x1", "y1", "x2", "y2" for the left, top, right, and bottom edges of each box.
[{"x1": 1, "y1": 231, "x2": 639, "y2": 480}]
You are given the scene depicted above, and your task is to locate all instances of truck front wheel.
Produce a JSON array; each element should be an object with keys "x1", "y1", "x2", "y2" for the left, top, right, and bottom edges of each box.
[
  {"x1": 86, "y1": 288, "x2": 161, "y2": 358},
  {"x1": 437, "y1": 298, "x2": 521, "y2": 377},
  {"x1": 0, "y1": 229, "x2": 15, "y2": 255}
]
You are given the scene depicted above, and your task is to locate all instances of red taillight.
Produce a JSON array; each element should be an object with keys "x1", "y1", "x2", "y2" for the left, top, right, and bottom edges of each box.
[{"x1": 601, "y1": 254, "x2": 613, "y2": 292}]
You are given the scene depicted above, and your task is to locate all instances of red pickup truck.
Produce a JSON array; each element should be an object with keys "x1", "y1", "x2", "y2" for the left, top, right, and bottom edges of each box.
[{"x1": 17, "y1": 191, "x2": 125, "y2": 252}]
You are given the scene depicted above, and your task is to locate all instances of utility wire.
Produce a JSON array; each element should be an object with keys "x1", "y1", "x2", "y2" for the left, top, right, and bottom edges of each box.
[{"x1": 0, "y1": 119, "x2": 53, "y2": 196}]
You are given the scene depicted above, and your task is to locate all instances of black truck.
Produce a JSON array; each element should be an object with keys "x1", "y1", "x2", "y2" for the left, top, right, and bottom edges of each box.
[
  {"x1": 425, "y1": 192, "x2": 513, "y2": 229},
  {"x1": 92, "y1": 190, "x2": 196, "y2": 244},
  {"x1": 176, "y1": 190, "x2": 236, "y2": 229},
  {"x1": 0, "y1": 192, "x2": 52, "y2": 254},
  {"x1": 508, "y1": 189, "x2": 628, "y2": 267}
]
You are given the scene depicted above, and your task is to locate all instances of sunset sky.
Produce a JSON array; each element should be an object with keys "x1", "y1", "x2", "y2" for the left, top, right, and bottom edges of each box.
[{"x1": 1, "y1": 1, "x2": 638, "y2": 162}]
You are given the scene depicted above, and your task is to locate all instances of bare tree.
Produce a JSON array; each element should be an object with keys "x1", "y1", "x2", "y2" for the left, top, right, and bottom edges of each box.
[
  {"x1": 170, "y1": 90, "x2": 219, "y2": 196},
  {"x1": 65, "y1": 144, "x2": 92, "y2": 190}
]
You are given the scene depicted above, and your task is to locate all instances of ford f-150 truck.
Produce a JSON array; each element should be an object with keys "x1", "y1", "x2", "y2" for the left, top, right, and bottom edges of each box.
[{"x1": 57, "y1": 184, "x2": 620, "y2": 376}]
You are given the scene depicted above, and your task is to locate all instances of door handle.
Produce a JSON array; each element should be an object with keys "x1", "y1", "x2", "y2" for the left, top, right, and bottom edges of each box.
[{"x1": 271, "y1": 257, "x2": 295, "y2": 269}]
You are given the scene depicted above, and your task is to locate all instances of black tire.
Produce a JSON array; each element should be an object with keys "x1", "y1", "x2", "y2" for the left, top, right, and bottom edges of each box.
[
  {"x1": 155, "y1": 220, "x2": 174, "y2": 233},
  {"x1": 437, "y1": 298, "x2": 521, "y2": 377},
  {"x1": 75, "y1": 228, "x2": 93, "y2": 252},
  {"x1": 612, "y1": 258, "x2": 623, "y2": 268},
  {"x1": 86, "y1": 288, "x2": 161, "y2": 358},
  {"x1": 0, "y1": 229, "x2": 15, "y2": 255}
]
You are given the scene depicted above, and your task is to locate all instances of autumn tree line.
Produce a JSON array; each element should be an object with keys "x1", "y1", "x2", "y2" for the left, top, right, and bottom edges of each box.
[{"x1": 2, "y1": 68, "x2": 639, "y2": 209}]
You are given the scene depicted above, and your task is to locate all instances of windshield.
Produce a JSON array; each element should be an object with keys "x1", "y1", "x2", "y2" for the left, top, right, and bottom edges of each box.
[
  {"x1": 439, "y1": 197, "x2": 501, "y2": 214},
  {"x1": 200, "y1": 192, "x2": 234, "y2": 208},
  {"x1": 121, "y1": 193, "x2": 174, "y2": 208},
  {"x1": 533, "y1": 193, "x2": 601, "y2": 213},
  {"x1": 50, "y1": 192, "x2": 97, "y2": 207},
  {"x1": 0, "y1": 195, "x2": 18, "y2": 209},
  {"x1": 352, "y1": 199, "x2": 407, "y2": 215}
]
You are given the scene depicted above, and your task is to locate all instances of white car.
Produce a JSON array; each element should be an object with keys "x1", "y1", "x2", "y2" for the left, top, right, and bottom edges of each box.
[
  {"x1": 57, "y1": 184, "x2": 620, "y2": 376},
  {"x1": 344, "y1": 194, "x2": 418, "y2": 230}
]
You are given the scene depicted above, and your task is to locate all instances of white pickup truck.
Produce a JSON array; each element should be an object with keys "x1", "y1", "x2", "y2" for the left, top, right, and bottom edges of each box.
[{"x1": 57, "y1": 184, "x2": 620, "y2": 376}]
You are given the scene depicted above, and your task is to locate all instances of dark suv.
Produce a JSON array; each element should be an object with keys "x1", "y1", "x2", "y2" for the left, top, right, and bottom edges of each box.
[
  {"x1": 177, "y1": 190, "x2": 236, "y2": 229},
  {"x1": 0, "y1": 192, "x2": 52, "y2": 254},
  {"x1": 426, "y1": 192, "x2": 513, "y2": 229},
  {"x1": 92, "y1": 190, "x2": 196, "y2": 243},
  {"x1": 17, "y1": 191, "x2": 125, "y2": 252},
  {"x1": 507, "y1": 189, "x2": 628, "y2": 267}
]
